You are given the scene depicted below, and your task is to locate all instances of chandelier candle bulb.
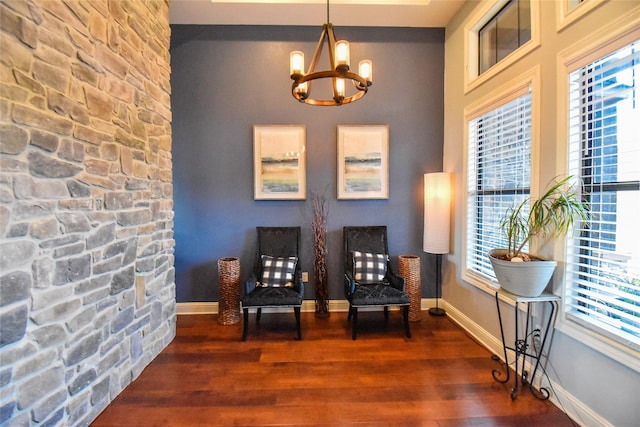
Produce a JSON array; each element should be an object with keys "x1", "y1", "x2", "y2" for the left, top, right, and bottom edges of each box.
[
  {"x1": 359, "y1": 60, "x2": 372, "y2": 83},
  {"x1": 335, "y1": 40, "x2": 350, "y2": 70},
  {"x1": 290, "y1": 51, "x2": 305, "y2": 76},
  {"x1": 336, "y1": 78, "x2": 345, "y2": 98},
  {"x1": 295, "y1": 82, "x2": 308, "y2": 96}
]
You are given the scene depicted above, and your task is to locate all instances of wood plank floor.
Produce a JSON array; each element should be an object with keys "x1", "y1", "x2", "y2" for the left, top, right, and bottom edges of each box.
[{"x1": 92, "y1": 310, "x2": 576, "y2": 426}]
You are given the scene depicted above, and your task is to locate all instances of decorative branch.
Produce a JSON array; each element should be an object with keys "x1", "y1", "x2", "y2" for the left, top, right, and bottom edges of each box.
[{"x1": 311, "y1": 187, "x2": 329, "y2": 318}]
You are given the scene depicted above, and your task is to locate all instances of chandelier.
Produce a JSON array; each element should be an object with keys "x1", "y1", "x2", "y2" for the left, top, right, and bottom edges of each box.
[{"x1": 289, "y1": 0, "x2": 372, "y2": 106}]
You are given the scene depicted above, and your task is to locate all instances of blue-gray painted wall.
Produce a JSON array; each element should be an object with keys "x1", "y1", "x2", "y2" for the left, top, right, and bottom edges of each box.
[{"x1": 170, "y1": 25, "x2": 445, "y2": 303}]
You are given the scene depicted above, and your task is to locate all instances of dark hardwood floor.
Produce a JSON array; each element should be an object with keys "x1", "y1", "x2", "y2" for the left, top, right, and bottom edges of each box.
[{"x1": 92, "y1": 310, "x2": 576, "y2": 426}]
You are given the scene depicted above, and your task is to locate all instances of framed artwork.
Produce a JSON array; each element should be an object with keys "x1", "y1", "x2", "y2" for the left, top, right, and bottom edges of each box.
[
  {"x1": 337, "y1": 125, "x2": 389, "y2": 199},
  {"x1": 253, "y1": 125, "x2": 306, "y2": 200}
]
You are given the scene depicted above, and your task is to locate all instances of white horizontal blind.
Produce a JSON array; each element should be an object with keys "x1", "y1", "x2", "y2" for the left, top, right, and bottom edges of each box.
[
  {"x1": 467, "y1": 89, "x2": 532, "y2": 282},
  {"x1": 566, "y1": 40, "x2": 640, "y2": 349}
]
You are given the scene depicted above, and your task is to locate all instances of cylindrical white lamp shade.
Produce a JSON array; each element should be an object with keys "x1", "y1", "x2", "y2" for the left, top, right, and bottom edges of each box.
[{"x1": 423, "y1": 172, "x2": 451, "y2": 254}]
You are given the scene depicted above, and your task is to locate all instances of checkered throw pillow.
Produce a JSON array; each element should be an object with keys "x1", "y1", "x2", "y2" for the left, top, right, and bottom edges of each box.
[
  {"x1": 352, "y1": 251, "x2": 388, "y2": 284},
  {"x1": 259, "y1": 255, "x2": 297, "y2": 287}
]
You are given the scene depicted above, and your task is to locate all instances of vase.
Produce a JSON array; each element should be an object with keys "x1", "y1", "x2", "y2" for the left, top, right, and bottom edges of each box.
[
  {"x1": 218, "y1": 257, "x2": 240, "y2": 325},
  {"x1": 399, "y1": 255, "x2": 421, "y2": 321}
]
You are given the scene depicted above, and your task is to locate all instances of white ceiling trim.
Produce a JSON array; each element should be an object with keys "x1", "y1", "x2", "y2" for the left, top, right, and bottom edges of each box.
[{"x1": 170, "y1": 0, "x2": 466, "y2": 27}]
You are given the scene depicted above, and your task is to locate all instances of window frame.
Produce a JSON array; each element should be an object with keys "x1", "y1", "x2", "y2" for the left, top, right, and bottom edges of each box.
[
  {"x1": 464, "y1": 0, "x2": 540, "y2": 94},
  {"x1": 555, "y1": 11, "x2": 640, "y2": 372},
  {"x1": 462, "y1": 66, "x2": 541, "y2": 291},
  {"x1": 556, "y1": 0, "x2": 606, "y2": 32},
  {"x1": 478, "y1": 0, "x2": 531, "y2": 75}
]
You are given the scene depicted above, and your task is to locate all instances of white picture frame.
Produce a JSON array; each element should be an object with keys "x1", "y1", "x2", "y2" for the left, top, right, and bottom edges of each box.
[
  {"x1": 253, "y1": 125, "x2": 306, "y2": 200},
  {"x1": 337, "y1": 125, "x2": 389, "y2": 199}
]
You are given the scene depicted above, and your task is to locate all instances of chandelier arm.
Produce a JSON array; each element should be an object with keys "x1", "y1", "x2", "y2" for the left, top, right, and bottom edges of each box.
[
  {"x1": 292, "y1": 88, "x2": 366, "y2": 106},
  {"x1": 304, "y1": 24, "x2": 330, "y2": 94},
  {"x1": 295, "y1": 70, "x2": 367, "y2": 87},
  {"x1": 308, "y1": 24, "x2": 329, "y2": 75},
  {"x1": 326, "y1": 23, "x2": 338, "y2": 72},
  {"x1": 325, "y1": 23, "x2": 342, "y2": 101},
  {"x1": 292, "y1": 70, "x2": 368, "y2": 106}
]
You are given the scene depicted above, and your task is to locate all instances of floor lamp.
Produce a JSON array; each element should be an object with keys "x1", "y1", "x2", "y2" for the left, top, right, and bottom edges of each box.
[{"x1": 423, "y1": 172, "x2": 451, "y2": 316}]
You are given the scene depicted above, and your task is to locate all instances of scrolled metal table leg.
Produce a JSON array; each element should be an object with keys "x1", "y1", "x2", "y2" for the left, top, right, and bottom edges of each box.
[
  {"x1": 527, "y1": 300, "x2": 558, "y2": 400},
  {"x1": 492, "y1": 292, "x2": 511, "y2": 384},
  {"x1": 511, "y1": 302, "x2": 522, "y2": 400}
]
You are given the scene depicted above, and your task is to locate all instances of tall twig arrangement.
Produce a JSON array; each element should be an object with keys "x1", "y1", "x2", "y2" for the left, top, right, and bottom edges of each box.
[{"x1": 311, "y1": 188, "x2": 329, "y2": 318}]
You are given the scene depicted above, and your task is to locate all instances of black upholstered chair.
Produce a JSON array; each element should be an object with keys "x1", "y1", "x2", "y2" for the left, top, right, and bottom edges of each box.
[
  {"x1": 343, "y1": 226, "x2": 411, "y2": 340},
  {"x1": 241, "y1": 227, "x2": 303, "y2": 341}
]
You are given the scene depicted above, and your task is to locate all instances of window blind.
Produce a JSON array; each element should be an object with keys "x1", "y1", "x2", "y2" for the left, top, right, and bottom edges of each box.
[
  {"x1": 566, "y1": 40, "x2": 640, "y2": 349},
  {"x1": 467, "y1": 90, "x2": 532, "y2": 283}
]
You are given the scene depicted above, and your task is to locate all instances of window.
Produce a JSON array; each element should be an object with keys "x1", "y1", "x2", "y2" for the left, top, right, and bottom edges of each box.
[
  {"x1": 464, "y1": 0, "x2": 540, "y2": 93},
  {"x1": 565, "y1": 40, "x2": 640, "y2": 351},
  {"x1": 465, "y1": 75, "x2": 535, "y2": 285},
  {"x1": 479, "y1": 0, "x2": 531, "y2": 74}
]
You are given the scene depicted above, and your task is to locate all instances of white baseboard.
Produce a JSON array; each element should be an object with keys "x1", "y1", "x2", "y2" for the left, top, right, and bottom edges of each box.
[
  {"x1": 176, "y1": 298, "x2": 439, "y2": 315},
  {"x1": 176, "y1": 301, "x2": 218, "y2": 315},
  {"x1": 175, "y1": 300, "x2": 345, "y2": 315}
]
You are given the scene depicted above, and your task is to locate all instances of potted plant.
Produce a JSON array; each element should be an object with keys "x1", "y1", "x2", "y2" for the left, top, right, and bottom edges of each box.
[{"x1": 489, "y1": 176, "x2": 590, "y2": 297}]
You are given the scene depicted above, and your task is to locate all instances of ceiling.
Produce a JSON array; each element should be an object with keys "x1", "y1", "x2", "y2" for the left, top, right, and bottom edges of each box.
[{"x1": 169, "y1": 0, "x2": 467, "y2": 28}]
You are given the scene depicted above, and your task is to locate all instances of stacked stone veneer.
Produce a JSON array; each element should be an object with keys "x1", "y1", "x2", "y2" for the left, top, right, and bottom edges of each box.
[{"x1": 0, "y1": 1, "x2": 175, "y2": 425}]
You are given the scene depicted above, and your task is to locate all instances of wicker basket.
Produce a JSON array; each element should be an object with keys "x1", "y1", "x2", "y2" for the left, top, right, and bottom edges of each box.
[
  {"x1": 399, "y1": 255, "x2": 421, "y2": 321},
  {"x1": 218, "y1": 257, "x2": 240, "y2": 325}
]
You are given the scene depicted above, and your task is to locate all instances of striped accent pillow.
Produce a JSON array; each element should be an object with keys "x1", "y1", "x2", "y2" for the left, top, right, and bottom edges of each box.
[
  {"x1": 352, "y1": 251, "x2": 388, "y2": 284},
  {"x1": 259, "y1": 255, "x2": 297, "y2": 287}
]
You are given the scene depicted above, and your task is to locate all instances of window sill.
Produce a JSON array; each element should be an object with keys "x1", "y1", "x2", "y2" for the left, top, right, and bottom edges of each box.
[
  {"x1": 462, "y1": 270, "x2": 520, "y2": 307},
  {"x1": 465, "y1": 38, "x2": 540, "y2": 94}
]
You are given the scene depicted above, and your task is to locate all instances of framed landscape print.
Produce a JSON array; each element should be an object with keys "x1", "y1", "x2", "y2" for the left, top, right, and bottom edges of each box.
[
  {"x1": 337, "y1": 125, "x2": 389, "y2": 199},
  {"x1": 253, "y1": 125, "x2": 306, "y2": 200}
]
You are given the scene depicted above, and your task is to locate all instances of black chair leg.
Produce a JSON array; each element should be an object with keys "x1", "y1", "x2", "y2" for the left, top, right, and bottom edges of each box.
[
  {"x1": 403, "y1": 305, "x2": 411, "y2": 339},
  {"x1": 352, "y1": 307, "x2": 358, "y2": 340},
  {"x1": 294, "y1": 306, "x2": 302, "y2": 340},
  {"x1": 256, "y1": 307, "x2": 262, "y2": 323},
  {"x1": 242, "y1": 308, "x2": 249, "y2": 341},
  {"x1": 384, "y1": 306, "x2": 389, "y2": 321},
  {"x1": 347, "y1": 305, "x2": 353, "y2": 321}
]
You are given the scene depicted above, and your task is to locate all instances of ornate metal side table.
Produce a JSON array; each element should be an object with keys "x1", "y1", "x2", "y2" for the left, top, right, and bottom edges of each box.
[{"x1": 492, "y1": 288, "x2": 561, "y2": 400}]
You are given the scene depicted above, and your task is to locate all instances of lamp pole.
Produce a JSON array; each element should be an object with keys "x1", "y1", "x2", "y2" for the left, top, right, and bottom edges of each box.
[{"x1": 428, "y1": 253, "x2": 445, "y2": 316}]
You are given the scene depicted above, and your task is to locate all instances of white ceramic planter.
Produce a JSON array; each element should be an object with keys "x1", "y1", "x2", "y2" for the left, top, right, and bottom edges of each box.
[{"x1": 488, "y1": 249, "x2": 557, "y2": 297}]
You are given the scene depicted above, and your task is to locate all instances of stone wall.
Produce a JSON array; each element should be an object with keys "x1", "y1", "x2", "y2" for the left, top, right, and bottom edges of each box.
[{"x1": 0, "y1": 1, "x2": 175, "y2": 425}]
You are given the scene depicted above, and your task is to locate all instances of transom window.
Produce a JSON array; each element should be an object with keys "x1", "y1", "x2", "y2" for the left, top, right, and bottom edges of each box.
[
  {"x1": 565, "y1": 39, "x2": 640, "y2": 350},
  {"x1": 464, "y1": 0, "x2": 539, "y2": 93},
  {"x1": 479, "y1": 0, "x2": 531, "y2": 74}
]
